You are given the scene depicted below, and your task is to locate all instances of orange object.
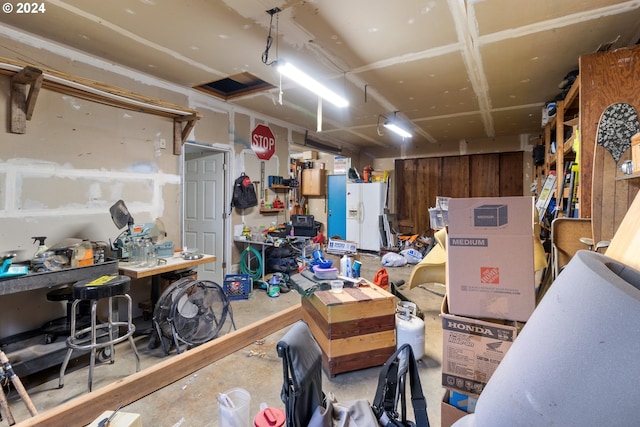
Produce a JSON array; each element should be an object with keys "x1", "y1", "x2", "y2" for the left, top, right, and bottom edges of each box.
[
  {"x1": 363, "y1": 165, "x2": 373, "y2": 182},
  {"x1": 312, "y1": 231, "x2": 325, "y2": 244},
  {"x1": 373, "y1": 267, "x2": 389, "y2": 290}
]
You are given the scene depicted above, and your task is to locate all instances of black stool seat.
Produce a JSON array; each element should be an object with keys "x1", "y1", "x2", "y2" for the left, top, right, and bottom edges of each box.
[
  {"x1": 47, "y1": 285, "x2": 73, "y2": 301},
  {"x1": 73, "y1": 275, "x2": 130, "y2": 300},
  {"x1": 42, "y1": 285, "x2": 91, "y2": 341}
]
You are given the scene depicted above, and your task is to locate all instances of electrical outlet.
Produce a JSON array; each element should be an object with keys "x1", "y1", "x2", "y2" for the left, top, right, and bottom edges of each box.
[{"x1": 159, "y1": 138, "x2": 166, "y2": 149}]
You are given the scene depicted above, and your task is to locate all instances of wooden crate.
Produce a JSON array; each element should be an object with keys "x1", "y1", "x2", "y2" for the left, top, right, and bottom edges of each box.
[{"x1": 302, "y1": 284, "x2": 396, "y2": 377}]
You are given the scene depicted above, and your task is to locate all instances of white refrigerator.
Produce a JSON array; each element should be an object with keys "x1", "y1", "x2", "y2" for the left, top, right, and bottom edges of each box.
[{"x1": 346, "y1": 182, "x2": 387, "y2": 251}]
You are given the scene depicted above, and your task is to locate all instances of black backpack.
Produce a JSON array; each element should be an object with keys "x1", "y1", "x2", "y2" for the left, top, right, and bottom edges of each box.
[
  {"x1": 231, "y1": 173, "x2": 258, "y2": 210},
  {"x1": 372, "y1": 344, "x2": 430, "y2": 427}
]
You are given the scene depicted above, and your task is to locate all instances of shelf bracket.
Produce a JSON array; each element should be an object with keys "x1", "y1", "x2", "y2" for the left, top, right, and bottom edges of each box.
[
  {"x1": 173, "y1": 113, "x2": 201, "y2": 155},
  {"x1": 10, "y1": 66, "x2": 43, "y2": 134}
]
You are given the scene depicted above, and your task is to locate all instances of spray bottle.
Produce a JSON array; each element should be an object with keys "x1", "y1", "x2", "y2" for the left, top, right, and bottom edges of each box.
[{"x1": 32, "y1": 236, "x2": 48, "y2": 257}]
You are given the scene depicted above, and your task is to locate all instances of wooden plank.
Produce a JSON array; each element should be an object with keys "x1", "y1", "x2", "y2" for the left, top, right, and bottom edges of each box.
[
  {"x1": 302, "y1": 300, "x2": 395, "y2": 340},
  {"x1": 606, "y1": 191, "x2": 640, "y2": 271},
  {"x1": 470, "y1": 153, "x2": 499, "y2": 197},
  {"x1": 11, "y1": 66, "x2": 43, "y2": 122},
  {"x1": 0, "y1": 56, "x2": 199, "y2": 115},
  {"x1": 10, "y1": 82, "x2": 26, "y2": 134},
  {"x1": 441, "y1": 155, "x2": 470, "y2": 198},
  {"x1": 304, "y1": 312, "x2": 395, "y2": 358},
  {"x1": 173, "y1": 119, "x2": 183, "y2": 155},
  {"x1": 324, "y1": 346, "x2": 396, "y2": 377},
  {"x1": 499, "y1": 152, "x2": 524, "y2": 196},
  {"x1": 551, "y1": 218, "x2": 592, "y2": 269},
  {"x1": 554, "y1": 100, "x2": 566, "y2": 211},
  {"x1": 304, "y1": 293, "x2": 394, "y2": 324},
  {"x1": 118, "y1": 255, "x2": 216, "y2": 279},
  {"x1": 0, "y1": 57, "x2": 201, "y2": 156},
  {"x1": 15, "y1": 304, "x2": 302, "y2": 427},
  {"x1": 580, "y1": 46, "x2": 640, "y2": 237},
  {"x1": 325, "y1": 314, "x2": 395, "y2": 339}
]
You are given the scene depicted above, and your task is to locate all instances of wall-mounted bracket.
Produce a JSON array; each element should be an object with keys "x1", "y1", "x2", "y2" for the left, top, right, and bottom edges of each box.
[
  {"x1": 10, "y1": 66, "x2": 43, "y2": 134},
  {"x1": 173, "y1": 113, "x2": 201, "y2": 155}
]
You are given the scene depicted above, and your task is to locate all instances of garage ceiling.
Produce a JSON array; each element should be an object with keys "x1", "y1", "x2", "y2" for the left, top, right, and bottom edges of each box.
[{"x1": 1, "y1": 0, "x2": 639, "y2": 151}]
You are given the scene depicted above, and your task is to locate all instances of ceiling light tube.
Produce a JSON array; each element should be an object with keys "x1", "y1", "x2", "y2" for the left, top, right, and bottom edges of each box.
[
  {"x1": 277, "y1": 61, "x2": 349, "y2": 108},
  {"x1": 384, "y1": 121, "x2": 412, "y2": 138}
]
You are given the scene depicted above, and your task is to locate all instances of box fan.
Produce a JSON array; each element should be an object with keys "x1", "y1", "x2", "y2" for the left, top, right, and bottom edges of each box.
[{"x1": 152, "y1": 278, "x2": 236, "y2": 355}]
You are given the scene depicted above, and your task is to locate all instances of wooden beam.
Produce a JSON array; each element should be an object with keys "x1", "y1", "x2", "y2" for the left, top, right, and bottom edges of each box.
[
  {"x1": 10, "y1": 66, "x2": 43, "y2": 133},
  {"x1": 173, "y1": 119, "x2": 182, "y2": 155},
  {"x1": 10, "y1": 82, "x2": 27, "y2": 134},
  {"x1": 13, "y1": 66, "x2": 43, "y2": 120},
  {"x1": 1, "y1": 57, "x2": 200, "y2": 155},
  {"x1": 15, "y1": 304, "x2": 302, "y2": 427}
]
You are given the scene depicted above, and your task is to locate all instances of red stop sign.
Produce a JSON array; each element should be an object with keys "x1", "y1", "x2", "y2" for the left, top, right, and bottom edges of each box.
[{"x1": 251, "y1": 124, "x2": 276, "y2": 160}]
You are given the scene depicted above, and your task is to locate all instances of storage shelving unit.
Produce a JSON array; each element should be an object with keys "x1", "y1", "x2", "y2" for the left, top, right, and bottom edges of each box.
[{"x1": 539, "y1": 76, "x2": 580, "y2": 219}]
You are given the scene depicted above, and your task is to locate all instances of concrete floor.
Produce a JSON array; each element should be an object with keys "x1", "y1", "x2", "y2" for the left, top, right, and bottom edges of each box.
[{"x1": 4, "y1": 253, "x2": 446, "y2": 427}]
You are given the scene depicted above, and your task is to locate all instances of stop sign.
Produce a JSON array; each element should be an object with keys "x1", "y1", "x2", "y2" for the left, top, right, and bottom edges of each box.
[{"x1": 251, "y1": 124, "x2": 276, "y2": 160}]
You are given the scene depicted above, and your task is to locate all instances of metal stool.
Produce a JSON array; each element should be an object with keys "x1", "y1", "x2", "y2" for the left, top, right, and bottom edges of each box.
[
  {"x1": 41, "y1": 285, "x2": 91, "y2": 344},
  {"x1": 59, "y1": 275, "x2": 140, "y2": 392}
]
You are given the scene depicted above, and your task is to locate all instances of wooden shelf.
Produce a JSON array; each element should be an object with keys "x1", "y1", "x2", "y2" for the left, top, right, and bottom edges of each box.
[
  {"x1": 0, "y1": 56, "x2": 201, "y2": 155},
  {"x1": 269, "y1": 185, "x2": 294, "y2": 191},
  {"x1": 260, "y1": 208, "x2": 285, "y2": 214},
  {"x1": 615, "y1": 173, "x2": 640, "y2": 181},
  {"x1": 540, "y1": 76, "x2": 580, "y2": 220}
]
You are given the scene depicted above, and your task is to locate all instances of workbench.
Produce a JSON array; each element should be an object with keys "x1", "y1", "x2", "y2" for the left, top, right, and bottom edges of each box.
[
  {"x1": 118, "y1": 254, "x2": 216, "y2": 311},
  {"x1": 0, "y1": 260, "x2": 118, "y2": 296},
  {"x1": 118, "y1": 254, "x2": 217, "y2": 347},
  {"x1": 0, "y1": 261, "x2": 119, "y2": 377}
]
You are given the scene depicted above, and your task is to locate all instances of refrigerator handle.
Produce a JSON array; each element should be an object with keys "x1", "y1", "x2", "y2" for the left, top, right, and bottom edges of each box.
[{"x1": 359, "y1": 201, "x2": 364, "y2": 224}]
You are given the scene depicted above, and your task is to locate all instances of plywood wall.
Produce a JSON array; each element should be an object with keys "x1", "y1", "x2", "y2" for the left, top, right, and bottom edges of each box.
[
  {"x1": 580, "y1": 45, "x2": 640, "y2": 244},
  {"x1": 395, "y1": 152, "x2": 524, "y2": 234}
]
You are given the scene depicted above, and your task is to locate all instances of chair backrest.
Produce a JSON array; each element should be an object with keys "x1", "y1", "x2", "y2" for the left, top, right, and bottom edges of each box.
[
  {"x1": 550, "y1": 218, "x2": 592, "y2": 278},
  {"x1": 276, "y1": 320, "x2": 324, "y2": 427}
]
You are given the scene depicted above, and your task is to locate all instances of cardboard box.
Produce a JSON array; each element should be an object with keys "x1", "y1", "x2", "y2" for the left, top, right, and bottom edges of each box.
[
  {"x1": 441, "y1": 390, "x2": 469, "y2": 427},
  {"x1": 441, "y1": 296, "x2": 519, "y2": 396},
  {"x1": 326, "y1": 238, "x2": 357, "y2": 255},
  {"x1": 302, "y1": 150, "x2": 318, "y2": 160},
  {"x1": 447, "y1": 196, "x2": 536, "y2": 322},
  {"x1": 449, "y1": 390, "x2": 477, "y2": 413}
]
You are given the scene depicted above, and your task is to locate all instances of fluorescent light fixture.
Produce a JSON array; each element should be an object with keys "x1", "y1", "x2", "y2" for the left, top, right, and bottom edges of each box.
[
  {"x1": 277, "y1": 62, "x2": 349, "y2": 108},
  {"x1": 384, "y1": 121, "x2": 412, "y2": 138}
]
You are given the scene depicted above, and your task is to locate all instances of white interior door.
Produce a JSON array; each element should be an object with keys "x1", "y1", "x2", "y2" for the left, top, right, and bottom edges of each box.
[{"x1": 184, "y1": 148, "x2": 226, "y2": 283}]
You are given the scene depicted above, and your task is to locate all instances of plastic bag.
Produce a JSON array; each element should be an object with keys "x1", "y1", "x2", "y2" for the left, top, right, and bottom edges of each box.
[
  {"x1": 381, "y1": 252, "x2": 407, "y2": 267},
  {"x1": 400, "y1": 248, "x2": 423, "y2": 264}
]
